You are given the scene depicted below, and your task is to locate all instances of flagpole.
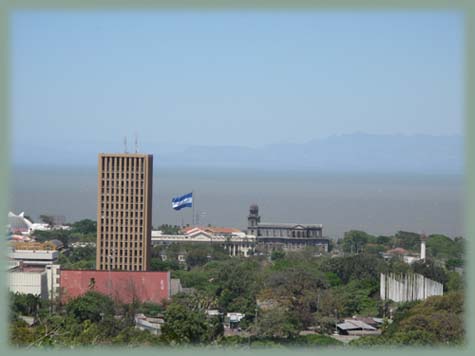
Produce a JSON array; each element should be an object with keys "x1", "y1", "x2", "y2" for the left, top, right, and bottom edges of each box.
[{"x1": 192, "y1": 190, "x2": 195, "y2": 226}]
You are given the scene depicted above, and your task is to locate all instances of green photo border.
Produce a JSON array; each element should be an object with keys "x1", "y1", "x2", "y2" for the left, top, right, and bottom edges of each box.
[{"x1": 0, "y1": 1, "x2": 473, "y2": 355}]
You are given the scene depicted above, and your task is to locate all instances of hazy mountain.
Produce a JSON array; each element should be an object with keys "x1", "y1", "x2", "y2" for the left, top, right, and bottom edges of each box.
[
  {"x1": 156, "y1": 134, "x2": 463, "y2": 174},
  {"x1": 12, "y1": 134, "x2": 463, "y2": 174}
]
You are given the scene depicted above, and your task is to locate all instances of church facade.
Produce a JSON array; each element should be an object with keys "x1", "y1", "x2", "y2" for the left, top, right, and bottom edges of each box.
[{"x1": 247, "y1": 205, "x2": 329, "y2": 253}]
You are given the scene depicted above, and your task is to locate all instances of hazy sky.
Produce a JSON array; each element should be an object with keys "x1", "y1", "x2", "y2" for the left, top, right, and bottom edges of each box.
[{"x1": 11, "y1": 10, "x2": 463, "y2": 154}]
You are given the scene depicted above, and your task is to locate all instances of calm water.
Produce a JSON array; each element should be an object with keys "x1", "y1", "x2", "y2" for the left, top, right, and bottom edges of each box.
[{"x1": 9, "y1": 166, "x2": 464, "y2": 239}]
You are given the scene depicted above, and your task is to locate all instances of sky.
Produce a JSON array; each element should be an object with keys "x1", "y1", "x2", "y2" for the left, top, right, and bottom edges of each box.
[{"x1": 11, "y1": 10, "x2": 463, "y2": 159}]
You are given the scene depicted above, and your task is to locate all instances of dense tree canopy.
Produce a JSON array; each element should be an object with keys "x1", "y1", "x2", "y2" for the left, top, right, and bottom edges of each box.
[
  {"x1": 9, "y1": 222, "x2": 465, "y2": 348},
  {"x1": 351, "y1": 292, "x2": 464, "y2": 346},
  {"x1": 66, "y1": 292, "x2": 115, "y2": 323}
]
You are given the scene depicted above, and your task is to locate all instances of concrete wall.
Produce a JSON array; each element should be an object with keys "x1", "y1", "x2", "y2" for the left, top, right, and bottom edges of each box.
[
  {"x1": 380, "y1": 273, "x2": 443, "y2": 302},
  {"x1": 9, "y1": 250, "x2": 58, "y2": 265},
  {"x1": 60, "y1": 270, "x2": 170, "y2": 304},
  {"x1": 9, "y1": 271, "x2": 48, "y2": 299},
  {"x1": 45, "y1": 264, "x2": 61, "y2": 302}
]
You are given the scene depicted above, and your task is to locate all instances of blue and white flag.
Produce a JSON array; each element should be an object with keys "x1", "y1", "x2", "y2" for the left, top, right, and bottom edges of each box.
[{"x1": 172, "y1": 192, "x2": 193, "y2": 210}]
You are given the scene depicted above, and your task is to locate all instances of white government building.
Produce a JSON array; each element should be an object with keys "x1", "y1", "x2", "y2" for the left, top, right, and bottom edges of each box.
[{"x1": 152, "y1": 227, "x2": 256, "y2": 257}]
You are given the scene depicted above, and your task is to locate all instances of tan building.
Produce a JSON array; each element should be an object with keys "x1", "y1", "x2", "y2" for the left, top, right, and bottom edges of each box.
[{"x1": 96, "y1": 153, "x2": 153, "y2": 271}]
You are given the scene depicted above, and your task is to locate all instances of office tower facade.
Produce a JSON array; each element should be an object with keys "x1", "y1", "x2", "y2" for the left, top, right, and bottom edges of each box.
[{"x1": 96, "y1": 153, "x2": 153, "y2": 271}]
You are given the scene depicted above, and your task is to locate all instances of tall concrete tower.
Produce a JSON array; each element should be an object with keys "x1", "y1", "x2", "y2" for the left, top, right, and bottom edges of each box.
[
  {"x1": 248, "y1": 204, "x2": 260, "y2": 236},
  {"x1": 420, "y1": 233, "x2": 427, "y2": 261},
  {"x1": 96, "y1": 153, "x2": 153, "y2": 271}
]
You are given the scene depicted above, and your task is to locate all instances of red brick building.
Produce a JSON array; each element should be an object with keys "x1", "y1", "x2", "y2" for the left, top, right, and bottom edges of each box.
[{"x1": 60, "y1": 270, "x2": 170, "y2": 304}]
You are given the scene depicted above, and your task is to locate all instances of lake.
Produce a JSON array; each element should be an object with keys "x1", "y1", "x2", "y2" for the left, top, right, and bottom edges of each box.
[{"x1": 8, "y1": 166, "x2": 464, "y2": 239}]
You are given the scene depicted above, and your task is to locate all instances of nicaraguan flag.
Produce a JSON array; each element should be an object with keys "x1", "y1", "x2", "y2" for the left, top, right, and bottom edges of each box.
[{"x1": 172, "y1": 192, "x2": 193, "y2": 210}]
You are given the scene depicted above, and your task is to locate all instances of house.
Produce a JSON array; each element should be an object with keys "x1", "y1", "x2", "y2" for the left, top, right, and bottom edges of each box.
[
  {"x1": 134, "y1": 313, "x2": 164, "y2": 335},
  {"x1": 336, "y1": 318, "x2": 382, "y2": 336},
  {"x1": 225, "y1": 312, "x2": 245, "y2": 329}
]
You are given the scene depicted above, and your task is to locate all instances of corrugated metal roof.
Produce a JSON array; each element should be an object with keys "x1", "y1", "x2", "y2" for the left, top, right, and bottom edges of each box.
[
  {"x1": 337, "y1": 322, "x2": 357, "y2": 330},
  {"x1": 347, "y1": 320, "x2": 376, "y2": 330},
  {"x1": 337, "y1": 320, "x2": 376, "y2": 331}
]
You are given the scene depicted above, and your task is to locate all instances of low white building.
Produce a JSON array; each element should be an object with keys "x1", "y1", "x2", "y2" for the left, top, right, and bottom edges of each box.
[
  {"x1": 8, "y1": 264, "x2": 61, "y2": 301},
  {"x1": 9, "y1": 249, "x2": 58, "y2": 266},
  {"x1": 45, "y1": 264, "x2": 61, "y2": 302},
  {"x1": 7, "y1": 211, "x2": 71, "y2": 235},
  {"x1": 380, "y1": 273, "x2": 443, "y2": 302},
  {"x1": 9, "y1": 268, "x2": 48, "y2": 299},
  {"x1": 152, "y1": 228, "x2": 256, "y2": 257},
  {"x1": 225, "y1": 312, "x2": 246, "y2": 328},
  {"x1": 70, "y1": 241, "x2": 96, "y2": 248},
  {"x1": 134, "y1": 313, "x2": 164, "y2": 335},
  {"x1": 8, "y1": 211, "x2": 50, "y2": 235}
]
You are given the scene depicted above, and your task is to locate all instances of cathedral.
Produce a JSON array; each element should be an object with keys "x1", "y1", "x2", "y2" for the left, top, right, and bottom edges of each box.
[{"x1": 247, "y1": 204, "x2": 329, "y2": 253}]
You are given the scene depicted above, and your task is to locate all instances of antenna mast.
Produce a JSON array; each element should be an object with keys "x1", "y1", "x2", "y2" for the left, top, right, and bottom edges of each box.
[
  {"x1": 123, "y1": 136, "x2": 128, "y2": 153},
  {"x1": 134, "y1": 133, "x2": 139, "y2": 153}
]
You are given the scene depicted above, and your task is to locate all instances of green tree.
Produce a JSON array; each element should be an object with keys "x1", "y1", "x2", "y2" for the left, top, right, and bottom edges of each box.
[
  {"x1": 263, "y1": 267, "x2": 328, "y2": 328},
  {"x1": 206, "y1": 259, "x2": 261, "y2": 315},
  {"x1": 447, "y1": 271, "x2": 464, "y2": 292},
  {"x1": 320, "y1": 253, "x2": 383, "y2": 284},
  {"x1": 314, "y1": 315, "x2": 337, "y2": 335},
  {"x1": 254, "y1": 307, "x2": 300, "y2": 339},
  {"x1": 71, "y1": 219, "x2": 97, "y2": 234},
  {"x1": 186, "y1": 246, "x2": 210, "y2": 268},
  {"x1": 427, "y1": 234, "x2": 464, "y2": 261},
  {"x1": 393, "y1": 231, "x2": 420, "y2": 251},
  {"x1": 446, "y1": 258, "x2": 464, "y2": 270},
  {"x1": 150, "y1": 258, "x2": 181, "y2": 271},
  {"x1": 66, "y1": 291, "x2": 115, "y2": 323},
  {"x1": 270, "y1": 250, "x2": 286, "y2": 261},
  {"x1": 39, "y1": 214, "x2": 55, "y2": 227},
  {"x1": 354, "y1": 292, "x2": 465, "y2": 346},
  {"x1": 158, "y1": 224, "x2": 181, "y2": 235},
  {"x1": 34, "y1": 229, "x2": 72, "y2": 247},
  {"x1": 411, "y1": 259, "x2": 448, "y2": 287},
  {"x1": 139, "y1": 302, "x2": 164, "y2": 317},
  {"x1": 341, "y1": 230, "x2": 373, "y2": 254},
  {"x1": 161, "y1": 302, "x2": 222, "y2": 344},
  {"x1": 10, "y1": 292, "x2": 43, "y2": 317}
]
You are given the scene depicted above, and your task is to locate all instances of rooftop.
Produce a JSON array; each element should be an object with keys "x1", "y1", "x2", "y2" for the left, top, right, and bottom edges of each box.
[{"x1": 258, "y1": 222, "x2": 323, "y2": 228}]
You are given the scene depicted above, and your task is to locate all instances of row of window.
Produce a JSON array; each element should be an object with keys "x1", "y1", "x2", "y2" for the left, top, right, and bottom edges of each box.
[
  {"x1": 100, "y1": 210, "x2": 144, "y2": 218},
  {"x1": 101, "y1": 241, "x2": 143, "y2": 248},
  {"x1": 101, "y1": 248, "x2": 143, "y2": 256},
  {"x1": 101, "y1": 196, "x2": 144, "y2": 203},
  {"x1": 101, "y1": 218, "x2": 143, "y2": 225},
  {"x1": 102, "y1": 180, "x2": 144, "y2": 188},
  {"x1": 102, "y1": 157, "x2": 145, "y2": 171},
  {"x1": 101, "y1": 188, "x2": 144, "y2": 195},
  {"x1": 100, "y1": 204, "x2": 145, "y2": 213},
  {"x1": 258, "y1": 229, "x2": 322, "y2": 238},
  {"x1": 99, "y1": 264, "x2": 144, "y2": 271},
  {"x1": 100, "y1": 232, "x2": 144, "y2": 238},
  {"x1": 100, "y1": 256, "x2": 143, "y2": 263},
  {"x1": 100, "y1": 211, "x2": 143, "y2": 220},
  {"x1": 100, "y1": 226, "x2": 143, "y2": 233},
  {"x1": 101, "y1": 173, "x2": 145, "y2": 180}
]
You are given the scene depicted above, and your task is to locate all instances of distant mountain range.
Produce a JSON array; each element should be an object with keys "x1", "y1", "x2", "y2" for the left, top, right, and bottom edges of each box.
[
  {"x1": 13, "y1": 133, "x2": 463, "y2": 174},
  {"x1": 156, "y1": 134, "x2": 463, "y2": 174}
]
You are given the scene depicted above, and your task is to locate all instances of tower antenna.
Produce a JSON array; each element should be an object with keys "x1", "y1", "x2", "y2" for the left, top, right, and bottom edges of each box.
[
  {"x1": 134, "y1": 133, "x2": 139, "y2": 153},
  {"x1": 123, "y1": 136, "x2": 128, "y2": 153}
]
